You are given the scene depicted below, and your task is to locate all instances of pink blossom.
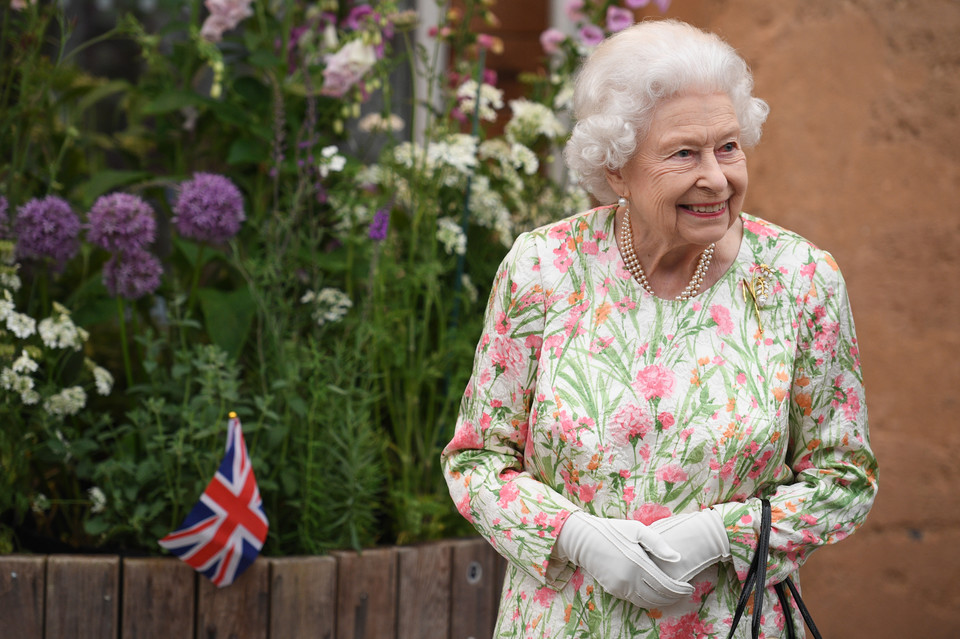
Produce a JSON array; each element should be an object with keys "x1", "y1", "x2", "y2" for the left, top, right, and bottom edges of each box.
[
  {"x1": 625, "y1": 0, "x2": 649, "y2": 7},
  {"x1": 578, "y1": 24, "x2": 605, "y2": 47},
  {"x1": 633, "y1": 364, "x2": 675, "y2": 400},
  {"x1": 606, "y1": 6, "x2": 634, "y2": 32},
  {"x1": 659, "y1": 611, "x2": 714, "y2": 639},
  {"x1": 495, "y1": 311, "x2": 511, "y2": 335},
  {"x1": 320, "y1": 40, "x2": 377, "y2": 97},
  {"x1": 744, "y1": 218, "x2": 779, "y2": 239},
  {"x1": 490, "y1": 336, "x2": 525, "y2": 376},
  {"x1": 656, "y1": 463, "x2": 688, "y2": 484},
  {"x1": 710, "y1": 303, "x2": 734, "y2": 335},
  {"x1": 658, "y1": 411, "x2": 675, "y2": 429},
  {"x1": 633, "y1": 502, "x2": 672, "y2": 525},
  {"x1": 200, "y1": 0, "x2": 254, "y2": 42},
  {"x1": 533, "y1": 585, "x2": 557, "y2": 608},
  {"x1": 565, "y1": 0, "x2": 585, "y2": 22},
  {"x1": 609, "y1": 404, "x2": 653, "y2": 445},
  {"x1": 578, "y1": 482, "x2": 599, "y2": 503},
  {"x1": 540, "y1": 28, "x2": 567, "y2": 55},
  {"x1": 456, "y1": 493, "x2": 474, "y2": 523},
  {"x1": 445, "y1": 421, "x2": 483, "y2": 452}
]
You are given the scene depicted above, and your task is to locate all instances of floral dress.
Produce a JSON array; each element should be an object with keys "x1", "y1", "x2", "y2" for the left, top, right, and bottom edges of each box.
[{"x1": 441, "y1": 206, "x2": 878, "y2": 638}]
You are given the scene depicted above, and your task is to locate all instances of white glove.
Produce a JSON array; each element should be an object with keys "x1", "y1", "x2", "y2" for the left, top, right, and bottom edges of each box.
[
  {"x1": 648, "y1": 509, "x2": 731, "y2": 582},
  {"x1": 554, "y1": 511, "x2": 695, "y2": 609}
]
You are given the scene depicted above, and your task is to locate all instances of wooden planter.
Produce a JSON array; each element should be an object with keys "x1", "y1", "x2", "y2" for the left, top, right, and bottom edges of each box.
[{"x1": 0, "y1": 537, "x2": 505, "y2": 639}]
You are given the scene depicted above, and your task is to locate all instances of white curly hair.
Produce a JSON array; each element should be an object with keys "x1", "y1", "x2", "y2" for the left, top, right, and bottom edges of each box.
[{"x1": 563, "y1": 19, "x2": 770, "y2": 204}]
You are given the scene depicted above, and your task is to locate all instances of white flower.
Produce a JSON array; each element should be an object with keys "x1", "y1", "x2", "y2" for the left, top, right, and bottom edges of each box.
[
  {"x1": 0, "y1": 265, "x2": 21, "y2": 291},
  {"x1": 21, "y1": 388, "x2": 39, "y2": 405},
  {"x1": 88, "y1": 487, "x2": 107, "y2": 514},
  {"x1": 468, "y1": 176, "x2": 513, "y2": 245},
  {"x1": 457, "y1": 80, "x2": 504, "y2": 123},
  {"x1": 38, "y1": 305, "x2": 85, "y2": 350},
  {"x1": 92, "y1": 366, "x2": 114, "y2": 396},
  {"x1": 302, "y1": 287, "x2": 353, "y2": 326},
  {"x1": 31, "y1": 494, "x2": 50, "y2": 515},
  {"x1": 358, "y1": 113, "x2": 405, "y2": 133},
  {"x1": 6, "y1": 311, "x2": 35, "y2": 338},
  {"x1": 437, "y1": 217, "x2": 467, "y2": 256},
  {"x1": 0, "y1": 289, "x2": 13, "y2": 322},
  {"x1": 510, "y1": 143, "x2": 540, "y2": 176},
  {"x1": 461, "y1": 273, "x2": 478, "y2": 304},
  {"x1": 12, "y1": 350, "x2": 38, "y2": 374},
  {"x1": 319, "y1": 145, "x2": 347, "y2": 178},
  {"x1": 43, "y1": 386, "x2": 87, "y2": 417},
  {"x1": 505, "y1": 99, "x2": 567, "y2": 147}
]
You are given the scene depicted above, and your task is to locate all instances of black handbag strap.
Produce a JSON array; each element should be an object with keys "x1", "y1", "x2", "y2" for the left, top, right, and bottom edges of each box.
[{"x1": 726, "y1": 499, "x2": 824, "y2": 639}]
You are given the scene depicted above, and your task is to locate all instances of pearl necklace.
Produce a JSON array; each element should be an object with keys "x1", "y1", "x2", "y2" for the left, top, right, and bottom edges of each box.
[{"x1": 618, "y1": 203, "x2": 715, "y2": 301}]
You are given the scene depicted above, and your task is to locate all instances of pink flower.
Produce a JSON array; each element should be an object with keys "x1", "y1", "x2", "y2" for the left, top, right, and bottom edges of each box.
[
  {"x1": 498, "y1": 482, "x2": 520, "y2": 507},
  {"x1": 710, "y1": 304, "x2": 734, "y2": 335},
  {"x1": 539, "y1": 28, "x2": 566, "y2": 55},
  {"x1": 744, "y1": 218, "x2": 779, "y2": 239},
  {"x1": 533, "y1": 585, "x2": 557, "y2": 608},
  {"x1": 606, "y1": 6, "x2": 633, "y2": 32},
  {"x1": 495, "y1": 311, "x2": 511, "y2": 335},
  {"x1": 658, "y1": 411, "x2": 675, "y2": 429},
  {"x1": 633, "y1": 364, "x2": 675, "y2": 400},
  {"x1": 578, "y1": 482, "x2": 599, "y2": 503},
  {"x1": 578, "y1": 24, "x2": 605, "y2": 47},
  {"x1": 633, "y1": 503, "x2": 672, "y2": 525},
  {"x1": 200, "y1": 0, "x2": 254, "y2": 42},
  {"x1": 659, "y1": 611, "x2": 714, "y2": 639},
  {"x1": 609, "y1": 404, "x2": 653, "y2": 445},
  {"x1": 656, "y1": 463, "x2": 688, "y2": 484},
  {"x1": 445, "y1": 421, "x2": 483, "y2": 452},
  {"x1": 490, "y1": 336, "x2": 525, "y2": 376},
  {"x1": 565, "y1": 0, "x2": 585, "y2": 22},
  {"x1": 625, "y1": 0, "x2": 649, "y2": 7},
  {"x1": 321, "y1": 40, "x2": 377, "y2": 97},
  {"x1": 456, "y1": 493, "x2": 474, "y2": 523}
]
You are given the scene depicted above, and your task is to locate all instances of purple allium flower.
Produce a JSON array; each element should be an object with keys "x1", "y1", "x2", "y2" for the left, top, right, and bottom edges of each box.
[
  {"x1": 102, "y1": 249, "x2": 163, "y2": 300},
  {"x1": 625, "y1": 0, "x2": 650, "y2": 8},
  {"x1": 14, "y1": 195, "x2": 81, "y2": 269},
  {"x1": 87, "y1": 193, "x2": 157, "y2": 254},
  {"x1": 368, "y1": 209, "x2": 390, "y2": 242},
  {"x1": 540, "y1": 28, "x2": 566, "y2": 55},
  {"x1": 344, "y1": 4, "x2": 373, "y2": 30},
  {"x1": 172, "y1": 173, "x2": 245, "y2": 244},
  {"x1": 578, "y1": 24, "x2": 605, "y2": 47},
  {"x1": 606, "y1": 7, "x2": 634, "y2": 32}
]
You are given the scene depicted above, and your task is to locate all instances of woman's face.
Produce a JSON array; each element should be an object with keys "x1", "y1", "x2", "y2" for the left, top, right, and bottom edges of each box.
[{"x1": 607, "y1": 92, "x2": 748, "y2": 251}]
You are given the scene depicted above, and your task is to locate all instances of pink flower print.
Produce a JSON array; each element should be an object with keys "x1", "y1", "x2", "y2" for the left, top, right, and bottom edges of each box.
[
  {"x1": 609, "y1": 404, "x2": 653, "y2": 445},
  {"x1": 842, "y1": 387, "x2": 861, "y2": 420},
  {"x1": 710, "y1": 303, "x2": 734, "y2": 336},
  {"x1": 801, "y1": 262, "x2": 817, "y2": 279},
  {"x1": 800, "y1": 513, "x2": 819, "y2": 526},
  {"x1": 578, "y1": 481, "x2": 600, "y2": 503},
  {"x1": 553, "y1": 247, "x2": 573, "y2": 273},
  {"x1": 479, "y1": 412, "x2": 492, "y2": 432},
  {"x1": 544, "y1": 334, "x2": 565, "y2": 358},
  {"x1": 456, "y1": 493, "x2": 474, "y2": 523},
  {"x1": 445, "y1": 421, "x2": 482, "y2": 452},
  {"x1": 632, "y1": 503, "x2": 672, "y2": 525},
  {"x1": 658, "y1": 411, "x2": 675, "y2": 429},
  {"x1": 692, "y1": 300, "x2": 702, "y2": 311},
  {"x1": 589, "y1": 336, "x2": 613, "y2": 355},
  {"x1": 495, "y1": 311, "x2": 511, "y2": 335},
  {"x1": 478, "y1": 367, "x2": 492, "y2": 387},
  {"x1": 549, "y1": 222, "x2": 571, "y2": 240},
  {"x1": 490, "y1": 336, "x2": 524, "y2": 376},
  {"x1": 736, "y1": 372, "x2": 747, "y2": 385},
  {"x1": 497, "y1": 482, "x2": 519, "y2": 508},
  {"x1": 633, "y1": 364, "x2": 675, "y2": 400},
  {"x1": 623, "y1": 486, "x2": 635, "y2": 505},
  {"x1": 616, "y1": 295, "x2": 636, "y2": 312},
  {"x1": 533, "y1": 585, "x2": 557, "y2": 608},
  {"x1": 582, "y1": 240, "x2": 599, "y2": 255},
  {"x1": 743, "y1": 218, "x2": 779, "y2": 239},
  {"x1": 659, "y1": 611, "x2": 714, "y2": 638},
  {"x1": 563, "y1": 308, "x2": 584, "y2": 338},
  {"x1": 813, "y1": 321, "x2": 840, "y2": 355},
  {"x1": 656, "y1": 464, "x2": 688, "y2": 484},
  {"x1": 524, "y1": 335, "x2": 543, "y2": 359}
]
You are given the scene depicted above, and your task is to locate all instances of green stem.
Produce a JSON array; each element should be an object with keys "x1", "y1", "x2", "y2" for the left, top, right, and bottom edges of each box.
[{"x1": 116, "y1": 297, "x2": 134, "y2": 388}]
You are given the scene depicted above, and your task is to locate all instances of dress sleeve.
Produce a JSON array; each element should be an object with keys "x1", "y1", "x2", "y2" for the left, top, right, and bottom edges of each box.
[
  {"x1": 441, "y1": 231, "x2": 581, "y2": 587},
  {"x1": 713, "y1": 250, "x2": 879, "y2": 585}
]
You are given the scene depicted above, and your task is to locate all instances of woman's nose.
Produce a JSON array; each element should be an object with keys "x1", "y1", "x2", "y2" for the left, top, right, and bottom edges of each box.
[{"x1": 696, "y1": 153, "x2": 728, "y2": 192}]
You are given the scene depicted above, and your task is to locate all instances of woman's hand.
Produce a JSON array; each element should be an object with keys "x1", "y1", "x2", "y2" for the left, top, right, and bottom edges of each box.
[
  {"x1": 554, "y1": 511, "x2": 695, "y2": 609},
  {"x1": 648, "y1": 509, "x2": 731, "y2": 582}
]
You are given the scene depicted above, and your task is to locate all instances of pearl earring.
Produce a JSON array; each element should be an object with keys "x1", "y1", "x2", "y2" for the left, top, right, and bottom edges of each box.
[{"x1": 618, "y1": 196, "x2": 628, "y2": 209}]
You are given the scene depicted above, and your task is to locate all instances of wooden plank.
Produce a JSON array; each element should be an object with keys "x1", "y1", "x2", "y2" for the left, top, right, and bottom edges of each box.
[
  {"x1": 0, "y1": 555, "x2": 46, "y2": 639},
  {"x1": 334, "y1": 547, "x2": 397, "y2": 639},
  {"x1": 450, "y1": 538, "x2": 501, "y2": 639},
  {"x1": 396, "y1": 542, "x2": 452, "y2": 639},
  {"x1": 121, "y1": 558, "x2": 195, "y2": 639},
  {"x1": 269, "y1": 556, "x2": 337, "y2": 639},
  {"x1": 45, "y1": 555, "x2": 119, "y2": 639},
  {"x1": 196, "y1": 559, "x2": 270, "y2": 639}
]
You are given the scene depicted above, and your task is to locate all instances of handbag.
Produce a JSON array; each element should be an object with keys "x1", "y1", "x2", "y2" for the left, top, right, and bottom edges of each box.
[{"x1": 726, "y1": 498, "x2": 824, "y2": 639}]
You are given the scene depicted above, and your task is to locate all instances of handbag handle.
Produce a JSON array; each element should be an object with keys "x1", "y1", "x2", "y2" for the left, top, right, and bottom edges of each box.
[{"x1": 726, "y1": 499, "x2": 824, "y2": 639}]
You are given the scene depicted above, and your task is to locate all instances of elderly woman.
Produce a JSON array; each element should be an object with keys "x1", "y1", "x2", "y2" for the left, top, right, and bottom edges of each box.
[{"x1": 442, "y1": 19, "x2": 877, "y2": 638}]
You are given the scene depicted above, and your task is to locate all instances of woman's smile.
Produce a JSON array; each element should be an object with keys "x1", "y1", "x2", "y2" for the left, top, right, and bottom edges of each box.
[{"x1": 679, "y1": 200, "x2": 728, "y2": 218}]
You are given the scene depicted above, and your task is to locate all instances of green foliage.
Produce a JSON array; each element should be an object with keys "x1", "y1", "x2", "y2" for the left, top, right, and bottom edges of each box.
[{"x1": 0, "y1": 0, "x2": 595, "y2": 554}]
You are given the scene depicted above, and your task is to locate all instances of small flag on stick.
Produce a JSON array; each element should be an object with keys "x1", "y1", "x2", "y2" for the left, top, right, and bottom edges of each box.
[{"x1": 159, "y1": 412, "x2": 269, "y2": 587}]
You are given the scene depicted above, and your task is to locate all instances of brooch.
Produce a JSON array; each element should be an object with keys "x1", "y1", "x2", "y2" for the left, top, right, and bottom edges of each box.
[{"x1": 742, "y1": 264, "x2": 775, "y2": 335}]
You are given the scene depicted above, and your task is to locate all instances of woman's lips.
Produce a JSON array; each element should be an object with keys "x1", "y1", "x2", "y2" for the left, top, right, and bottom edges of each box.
[{"x1": 679, "y1": 200, "x2": 728, "y2": 217}]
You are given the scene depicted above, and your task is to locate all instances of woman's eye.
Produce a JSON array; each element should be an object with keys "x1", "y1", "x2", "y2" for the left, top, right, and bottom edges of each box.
[
  {"x1": 719, "y1": 142, "x2": 738, "y2": 153},
  {"x1": 675, "y1": 149, "x2": 693, "y2": 159}
]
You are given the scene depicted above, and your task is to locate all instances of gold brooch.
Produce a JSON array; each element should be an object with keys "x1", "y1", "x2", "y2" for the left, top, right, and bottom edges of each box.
[{"x1": 743, "y1": 264, "x2": 775, "y2": 334}]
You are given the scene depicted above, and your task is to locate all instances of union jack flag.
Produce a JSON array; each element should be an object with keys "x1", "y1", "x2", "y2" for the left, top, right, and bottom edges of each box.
[{"x1": 159, "y1": 412, "x2": 269, "y2": 587}]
